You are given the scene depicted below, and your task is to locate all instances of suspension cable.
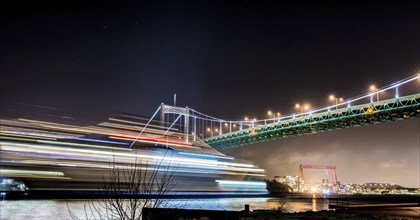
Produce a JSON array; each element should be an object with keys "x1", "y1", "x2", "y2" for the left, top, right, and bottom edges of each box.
[{"x1": 129, "y1": 105, "x2": 162, "y2": 148}]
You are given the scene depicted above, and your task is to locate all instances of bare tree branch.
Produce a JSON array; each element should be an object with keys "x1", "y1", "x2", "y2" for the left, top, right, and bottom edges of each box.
[{"x1": 68, "y1": 150, "x2": 177, "y2": 220}]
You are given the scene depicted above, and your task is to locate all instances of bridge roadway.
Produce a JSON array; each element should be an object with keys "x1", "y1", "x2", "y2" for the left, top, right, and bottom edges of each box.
[{"x1": 204, "y1": 94, "x2": 420, "y2": 150}]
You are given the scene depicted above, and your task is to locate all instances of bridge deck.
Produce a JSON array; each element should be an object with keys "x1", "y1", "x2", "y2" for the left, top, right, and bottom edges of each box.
[{"x1": 205, "y1": 94, "x2": 420, "y2": 150}]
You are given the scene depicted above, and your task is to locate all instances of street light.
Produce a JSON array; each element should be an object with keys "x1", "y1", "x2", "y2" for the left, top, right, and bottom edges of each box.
[
  {"x1": 266, "y1": 110, "x2": 273, "y2": 125},
  {"x1": 252, "y1": 118, "x2": 257, "y2": 128},
  {"x1": 244, "y1": 117, "x2": 249, "y2": 128},
  {"x1": 295, "y1": 103, "x2": 310, "y2": 114},
  {"x1": 329, "y1": 94, "x2": 344, "y2": 110},
  {"x1": 369, "y1": 84, "x2": 379, "y2": 102},
  {"x1": 276, "y1": 112, "x2": 281, "y2": 122}
]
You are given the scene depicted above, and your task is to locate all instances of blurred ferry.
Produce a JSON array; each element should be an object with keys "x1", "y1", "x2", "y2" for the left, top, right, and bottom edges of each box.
[{"x1": 0, "y1": 109, "x2": 267, "y2": 196}]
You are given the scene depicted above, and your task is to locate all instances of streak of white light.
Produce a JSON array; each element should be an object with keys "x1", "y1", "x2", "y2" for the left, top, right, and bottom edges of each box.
[
  {"x1": 215, "y1": 180, "x2": 267, "y2": 186},
  {"x1": 0, "y1": 141, "x2": 261, "y2": 171}
]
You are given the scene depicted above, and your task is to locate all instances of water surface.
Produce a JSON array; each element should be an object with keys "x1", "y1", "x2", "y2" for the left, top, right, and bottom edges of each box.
[{"x1": 1, "y1": 197, "x2": 328, "y2": 219}]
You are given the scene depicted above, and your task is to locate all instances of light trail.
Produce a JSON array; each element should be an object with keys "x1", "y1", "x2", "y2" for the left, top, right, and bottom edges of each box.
[{"x1": 0, "y1": 141, "x2": 264, "y2": 173}]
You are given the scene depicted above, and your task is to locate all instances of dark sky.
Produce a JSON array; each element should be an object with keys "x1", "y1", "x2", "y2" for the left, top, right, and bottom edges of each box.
[{"x1": 1, "y1": 0, "x2": 419, "y2": 187}]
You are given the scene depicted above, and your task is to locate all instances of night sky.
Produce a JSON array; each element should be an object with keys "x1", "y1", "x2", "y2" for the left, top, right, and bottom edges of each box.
[{"x1": 1, "y1": 1, "x2": 419, "y2": 187}]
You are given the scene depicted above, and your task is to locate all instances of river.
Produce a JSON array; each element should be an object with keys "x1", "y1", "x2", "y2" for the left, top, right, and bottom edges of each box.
[{"x1": 1, "y1": 196, "x2": 328, "y2": 219}]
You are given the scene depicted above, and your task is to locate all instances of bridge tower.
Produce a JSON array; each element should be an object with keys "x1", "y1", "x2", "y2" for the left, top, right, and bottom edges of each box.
[{"x1": 160, "y1": 103, "x2": 190, "y2": 143}]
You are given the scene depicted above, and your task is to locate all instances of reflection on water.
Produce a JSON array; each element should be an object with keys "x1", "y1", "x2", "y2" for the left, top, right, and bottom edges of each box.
[
  {"x1": 312, "y1": 194, "x2": 317, "y2": 211},
  {"x1": 1, "y1": 197, "x2": 328, "y2": 219}
]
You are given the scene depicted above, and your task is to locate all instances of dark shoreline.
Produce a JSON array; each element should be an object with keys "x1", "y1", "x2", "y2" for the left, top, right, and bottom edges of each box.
[{"x1": 2, "y1": 192, "x2": 419, "y2": 219}]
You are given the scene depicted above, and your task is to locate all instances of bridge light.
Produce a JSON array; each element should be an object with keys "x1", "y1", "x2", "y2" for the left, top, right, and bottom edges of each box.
[
  {"x1": 215, "y1": 128, "x2": 219, "y2": 132},
  {"x1": 224, "y1": 122, "x2": 228, "y2": 127},
  {"x1": 250, "y1": 130, "x2": 257, "y2": 136},
  {"x1": 233, "y1": 124, "x2": 237, "y2": 128},
  {"x1": 369, "y1": 85, "x2": 377, "y2": 91},
  {"x1": 295, "y1": 103, "x2": 310, "y2": 114},
  {"x1": 207, "y1": 128, "x2": 211, "y2": 132},
  {"x1": 244, "y1": 117, "x2": 249, "y2": 121},
  {"x1": 366, "y1": 107, "x2": 375, "y2": 114},
  {"x1": 276, "y1": 112, "x2": 281, "y2": 122},
  {"x1": 329, "y1": 95, "x2": 343, "y2": 110},
  {"x1": 369, "y1": 84, "x2": 379, "y2": 102}
]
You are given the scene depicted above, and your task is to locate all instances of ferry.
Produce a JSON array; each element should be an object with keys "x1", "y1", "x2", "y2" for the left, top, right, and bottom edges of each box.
[{"x1": 0, "y1": 110, "x2": 267, "y2": 197}]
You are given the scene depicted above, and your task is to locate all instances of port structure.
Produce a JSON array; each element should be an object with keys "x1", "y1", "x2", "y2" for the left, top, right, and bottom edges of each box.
[{"x1": 299, "y1": 164, "x2": 338, "y2": 185}]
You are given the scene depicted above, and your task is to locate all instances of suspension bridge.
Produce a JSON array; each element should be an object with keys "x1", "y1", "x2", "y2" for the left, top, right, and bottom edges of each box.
[
  {"x1": 0, "y1": 74, "x2": 418, "y2": 194},
  {"x1": 145, "y1": 74, "x2": 420, "y2": 151}
]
